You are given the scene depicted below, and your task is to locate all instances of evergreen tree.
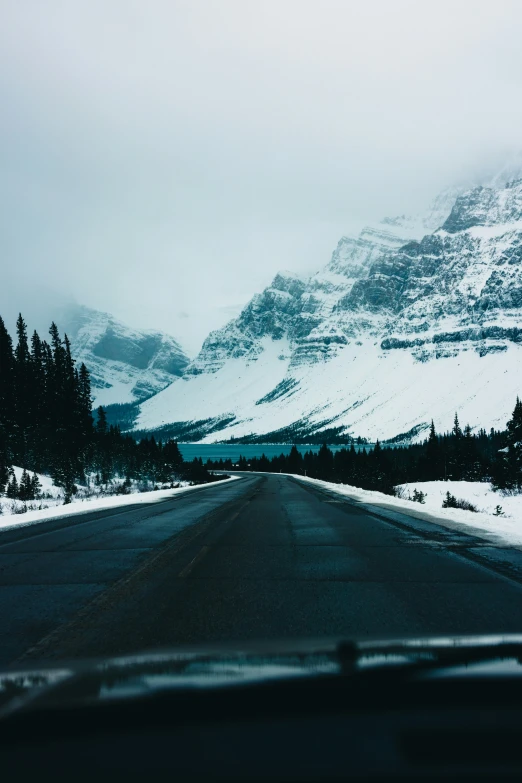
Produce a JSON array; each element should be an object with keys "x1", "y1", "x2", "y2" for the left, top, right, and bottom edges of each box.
[
  {"x1": 0, "y1": 460, "x2": 7, "y2": 495},
  {"x1": 29, "y1": 330, "x2": 48, "y2": 470},
  {"x1": 448, "y1": 412, "x2": 464, "y2": 479},
  {"x1": 453, "y1": 413, "x2": 463, "y2": 439},
  {"x1": 425, "y1": 420, "x2": 440, "y2": 480},
  {"x1": 47, "y1": 322, "x2": 66, "y2": 482},
  {"x1": 0, "y1": 315, "x2": 15, "y2": 471},
  {"x1": 462, "y1": 423, "x2": 482, "y2": 480},
  {"x1": 287, "y1": 444, "x2": 304, "y2": 474},
  {"x1": 13, "y1": 314, "x2": 32, "y2": 464},
  {"x1": 368, "y1": 440, "x2": 394, "y2": 493},
  {"x1": 61, "y1": 463, "x2": 77, "y2": 504},
  {"x1": 93, "y1": 407, "x2": 111, "y2": 483},
  {"x1": 316, "y1": 443, "x2": 334, "y2": 480},
  {"x1": 507, "y1": 397, "x2": 522, "y2": 447},
  {"x1": 19, "y1": 469, "x2": 32, "y2": 501},
  {"x1": 159, "y1": 439, "x2": 183, "y2": 481},
  {"x1": 96, "y1": 406, "x2": 108, "y2": 435},
  {"x1": 493, "y1": 398, "x2": 522, "y2": 490},
  {"x1": 6, "y1": 471, "x2": 18, "y2": 499},
  {"x1": 31, "y1": 472, "x2": 42, "y2": 499},
  {"x1": 77, "y1": 364, "x2": 93, "y2": 444}
]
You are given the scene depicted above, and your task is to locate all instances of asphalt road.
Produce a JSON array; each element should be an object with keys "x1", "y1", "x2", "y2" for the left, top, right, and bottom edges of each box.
[{"x1": 1, "y1": 473, "x2": 522, "y2": 667}]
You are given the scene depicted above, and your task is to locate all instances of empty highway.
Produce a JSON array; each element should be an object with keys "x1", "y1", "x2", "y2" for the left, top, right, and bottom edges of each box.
[{"x1": 1, "y1": 473, "x2": 522, "y2": 667}]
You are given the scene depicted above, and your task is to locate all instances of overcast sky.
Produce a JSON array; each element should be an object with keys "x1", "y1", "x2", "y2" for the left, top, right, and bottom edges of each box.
[{"x1": 1, "y1": 1, "x2": 522, "y2": 354}]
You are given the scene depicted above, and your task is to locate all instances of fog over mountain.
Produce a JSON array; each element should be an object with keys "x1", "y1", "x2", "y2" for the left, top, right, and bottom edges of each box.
[{"x1": 1, "y1": 1, "x2": 522, "y2": 354}]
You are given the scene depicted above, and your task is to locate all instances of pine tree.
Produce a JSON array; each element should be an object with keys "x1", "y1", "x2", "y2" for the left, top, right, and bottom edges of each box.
[
  {"x1": 159, "y1": 439, "x2": 183, "y2": 481},
  {"x1": 96, "y1": 406, "x2": 107, "y2": 435},
  {"x1": 39, "y1": 339, "x2": 55, "y2": 473},
  {"x1": 61, "y1": 461, "x2": 77, "y2": 504},
  {"x1": 77, "y1": 364, "x2": 93, "y2": 444},
  {"x1": 493, "y1": 397, "x2": 522, "y2": 490},
  {"x1": 316, "y1": 443, "x2": 334, "y2": 480},
  {"x1": 369, "y1": 440, "x2": 394, "y2": 493},
  {"x1": 31, "y1": 472, "x2": 42, "y2": 499},
  {"x1": 29, "y1": 330, "x2": 47, "y2": 470},
  {"x1": 461, "y1": 424, "x2": 482, "y2": 480},
  {"x1": 449, "y1": 412, "x2": 464, "y2": 480},
  {"x1": 13, "y1": 314, "x2": 31, "y2": 464},
  {"x1": 0, "y1": 315, "x2": 15, "y2": 472},
  {"x1": 94, "y1": 407, "x2": 111, "y2": 483},
  {"x1": 0, "y1": 460, "x2": 8, "y2": 495},
  {"x1": 287, "y1": 444, "x2": 303, "y2": 474},
  {"x1": 425, "y1": 420, "x2": 440, "y2": 480},
  {"x1": 453, "y1": 413, "x2": 463, "y2": 439},
  {"x1": 507, "y1": 396, "x2": 522, "y2": 445},
  {"x1": 19, "y1": 469, "x2": 32, "y2": 501},
  {"x1": 6, "y1": 471, "x2": 18, "y2": 499},
  {"x1": 47, "y1": 322, "x2": 66, "y2": 482}
]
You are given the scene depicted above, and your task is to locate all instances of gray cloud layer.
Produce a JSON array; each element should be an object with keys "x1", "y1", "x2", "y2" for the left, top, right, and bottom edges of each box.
[{"x1": 1, "y1": 0, "x2": 521, "y2": 353}]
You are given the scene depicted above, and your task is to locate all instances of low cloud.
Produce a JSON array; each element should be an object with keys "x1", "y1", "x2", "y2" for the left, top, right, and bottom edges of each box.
[{"x1": 1, "y1": 0, "x2": 521, "y2": 353}]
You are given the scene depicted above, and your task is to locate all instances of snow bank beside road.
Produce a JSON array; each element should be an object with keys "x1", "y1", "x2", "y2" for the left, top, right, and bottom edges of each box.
[
  {"x1": 0, "y1": 467, "x2": 185, "y2": 521},
  {"x1": 0, "y1": 476, "x2": 239, "y2": 533},
  {"x1": 292, "y1": 476, "x2": 522, "y2": 548},
  {"x1": 398, "y1": 481, "x2": 508, "y2": 516}
]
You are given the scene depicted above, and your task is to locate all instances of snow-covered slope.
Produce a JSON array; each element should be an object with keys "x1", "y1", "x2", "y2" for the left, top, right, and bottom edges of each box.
[
  {"x1": 136, "y1": 173, "x2": 522, "y2": 442},
  {"x1": 60, "y1": 306, "x2": 189, "y2": 406}
]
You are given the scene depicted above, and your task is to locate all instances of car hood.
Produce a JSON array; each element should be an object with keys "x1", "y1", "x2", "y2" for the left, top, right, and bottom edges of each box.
[{"x1": 3, "y1": 634, "x2": 522, "y2": 715}]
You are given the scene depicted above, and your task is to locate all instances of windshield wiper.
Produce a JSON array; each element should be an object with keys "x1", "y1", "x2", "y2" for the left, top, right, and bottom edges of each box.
[{"x1": 337, "y1": 637, "x2": 522, "y2": 674}]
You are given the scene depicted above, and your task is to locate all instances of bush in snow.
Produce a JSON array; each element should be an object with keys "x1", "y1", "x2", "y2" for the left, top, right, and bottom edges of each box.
[
  {"x1": 442, "y1": 491, "x2": 478, "y2": 512},
  {"x1": 412, "y1": 489, "x2": 426, "y2": 504},
  {"x1": 394, "y1": 486, "x2": 426, "y2": 503},
  {"x1": 115, "y1": 477, "x2": 132, "y2": 495}
]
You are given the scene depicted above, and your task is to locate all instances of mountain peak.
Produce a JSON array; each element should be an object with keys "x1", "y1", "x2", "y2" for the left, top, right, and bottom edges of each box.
[
  {"x1": 442, "y1": 179, "x2": 522, "y2": 234},
  {"x1": 58, "y1": 305, "x2": 189, "y2": 406}
]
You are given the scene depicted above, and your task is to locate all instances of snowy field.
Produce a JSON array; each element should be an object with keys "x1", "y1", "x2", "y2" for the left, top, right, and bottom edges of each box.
[
  {"x1": 0, "y1": 467, "x2": 237, "y2": 532},
  {"x1": 292, "y1": 476, "x2": 522, "y2": 548},
  {"x1": 136, "y1": 333, "x2": 522, "y2": 445}
]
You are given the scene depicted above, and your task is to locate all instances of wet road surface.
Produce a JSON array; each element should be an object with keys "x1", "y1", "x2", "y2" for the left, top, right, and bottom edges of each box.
[{"x1": 1, "y1": 473, "x2": 522, "y2": 666}]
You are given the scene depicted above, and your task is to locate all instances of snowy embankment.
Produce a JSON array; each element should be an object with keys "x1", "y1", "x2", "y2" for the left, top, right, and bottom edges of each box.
[
  {"x1": 294, "y1": 476, "x2": 522, "y2": 548},
  {"x1": 0, "y1": 468, "x2": 238, "y2": 533}
]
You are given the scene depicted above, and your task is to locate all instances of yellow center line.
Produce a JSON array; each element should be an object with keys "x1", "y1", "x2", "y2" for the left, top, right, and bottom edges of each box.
[
  {"x1": 178, "y1": 545, "x2": 211, "y2": 578},
  {"x1": 177, "y1": 493, "x2": 255, "y2": 578}
]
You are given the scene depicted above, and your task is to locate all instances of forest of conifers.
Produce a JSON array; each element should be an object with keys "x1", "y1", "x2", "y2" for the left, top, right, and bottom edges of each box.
[
  {"x1": 205, "y1": 408, "x2": 522, "y2": 496},
  {"x1": 0, "y1": 315, "x2": 212, "y2": 502}
]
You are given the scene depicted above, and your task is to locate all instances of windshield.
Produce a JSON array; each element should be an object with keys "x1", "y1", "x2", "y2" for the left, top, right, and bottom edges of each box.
[{"x1": 2, "y1": 0, "x2": 522, "y2": 671}]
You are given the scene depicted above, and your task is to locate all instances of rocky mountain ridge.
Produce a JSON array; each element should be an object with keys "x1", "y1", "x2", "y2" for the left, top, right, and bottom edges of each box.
[
  {"x1": 60, "y1": 305, "x2": 189, "y2": 407},
  {"x1": 135, "y1": 169, "x2": 522, "y2": 443}
]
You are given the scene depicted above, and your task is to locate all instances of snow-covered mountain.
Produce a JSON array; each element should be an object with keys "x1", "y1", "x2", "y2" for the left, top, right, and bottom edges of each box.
[
  {"x1": 59, "y1": 306, "x2": 189, "y2": 407},
  {"x1": 135, "y1": 169, "x2": 522, "y2": 443}
]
